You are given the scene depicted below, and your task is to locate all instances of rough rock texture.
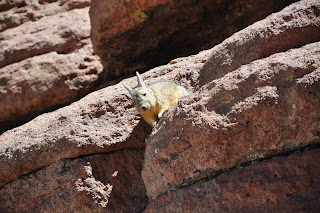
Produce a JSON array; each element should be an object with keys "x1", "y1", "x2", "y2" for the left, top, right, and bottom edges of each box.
[
  {"x1": 0, "y1": 46, "x2": 208, "y2": 211},
  {"x1": 90, "y1": 0, "x2": 297, "y2": 80},
  {"x1": 0, "y1": 7, "x2": 91, "y2": 69},
  {"x1": 1, "y1": 0, "x2": 319, "y2": 212},
  {"x1": 0, "y1": 1, "x2": 103, "y2": 132},
  {"x1": 0, "y1": 149, "x2": 148, "y2": 213},
  {"x1": 143, "y1": 41, "x2": 320, "y2": 200},
  {"x1": 199, "y1": 0, "x2": 320, "y2": 86},
  {"x1": 0, "y1": 39, "x2": 102, "y2": 128},
  {"x1": 145, "y1": 148, "x2": 320, "y2": 212},
  {"x1": 0, "y1": 0, "x2": 91, "y2": 33},
  {"x1": 0, "y1": 81, "x2": 146, "y2": 188},
  {"x1": 142, "y1": 0, "x2": 320, "y2": 200},
  {"x1": 0, "y1": 50, "x2": 209, "y2": 187}
]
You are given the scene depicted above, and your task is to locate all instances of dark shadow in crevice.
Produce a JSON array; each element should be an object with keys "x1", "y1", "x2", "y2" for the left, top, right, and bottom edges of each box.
[{"x1": 100, "y1": 0, "x2": 298, "y2": 81}]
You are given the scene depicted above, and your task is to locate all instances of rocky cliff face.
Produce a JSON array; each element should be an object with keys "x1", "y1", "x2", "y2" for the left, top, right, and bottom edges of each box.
[{"x1": 0, "y1": 0, "x2": 319, "y2": 212}]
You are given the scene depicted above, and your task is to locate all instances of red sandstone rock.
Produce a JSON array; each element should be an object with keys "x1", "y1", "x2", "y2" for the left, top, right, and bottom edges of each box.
[
  {"x1": 0, "y1": 0, "x2": 319, "y2": 212},
  {"x1": 0, "y1": 48, "x2": 209, "y2": 211},
  {"x1": 199, "y1": 0, "x2": 320, "y2": 86},
  {"x1": 0, "y1": 149, "x2": 148, "y2": 213},
  {"x1": 0, "y1": 7, "x2": 91, "y2": 69},
  {"x1": 90, "y1": 0, "x2": 296, "y2": 80},
  {"x1": 145, "y1": 148, "x2": 320, "y2": 212},
  {"x1": 141, "y1": 0, "x2": 320, "y2": 199},
  {"x1": 0, "y1": 0, "x2": 91, "y2": 32},
  {"x1": 0, "y1": 48, "x2": 208, "y2": 188},
  {"x1": 0, "y1": 39, "x2": 102, "y2": 126},
  {"x1": 0, "y1": 2, "x2": 103, "y2": 132},
  {"x1": 142, "y1": 41, "x2": 320, "y2": 199}
]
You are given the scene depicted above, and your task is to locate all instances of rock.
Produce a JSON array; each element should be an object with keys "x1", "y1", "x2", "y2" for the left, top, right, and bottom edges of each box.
[
  {"x1": 0, "y1": 47, "x2": 208, "y2": 188},
  {"x1": 90, "y1": 0, "x2": 296, "y2": 80},
  {"x1": 0, "y1": 0, "x2": 91, "y2": 32},
  {"x1": 0, "y1": 2, "x2": 103, "y2": 132},
  {"x1": 199, "y1": 0, "x2": 320, "y2": 86},
  {"x1": 0, "y1": 149, "x2": 148, "y2": 213},
  {"x1": 142, "y1": 40, "x2": 320, "y2": 199},
  {"x1": 1, "y1": 0, "x2": 319, "y2": 211},
  {"x1": 0, "y1": 7, "x2": 91, "y2": 69},
  {"x1": 0, "y1": 82, "x2": 146, "y2": 188},
  {"x1": 145, "y1": 148, "x2": 320, "y2": 212},
  {"x1": 141, "y1": 0, "x2": 320, "y2": 199},
  {"x1": 0, "y1": 39, "x2": 102, "y2": 131},
  {"x1": 0, "y1": 45, "x2": 210, "y2": 211}
]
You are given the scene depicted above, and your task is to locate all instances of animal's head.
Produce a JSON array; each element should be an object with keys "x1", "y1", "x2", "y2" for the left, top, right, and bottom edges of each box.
[{"x1": 123, "y1": 72, "x2": 156, "y2": 113}]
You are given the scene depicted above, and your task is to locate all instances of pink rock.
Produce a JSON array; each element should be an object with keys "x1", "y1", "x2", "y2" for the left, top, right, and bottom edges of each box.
[
  {"x1": 0, "y1": 39, "x2": 102, "y2": 127},
  {"x1": 0, "y1": 0, "x2": 91, "y2": 32},
  {"x1": 145, "y1": 148, "x2": 320, "y2": 212},
  {"x1": 199, "y1": 0, "x2": 320, "y2": 86},
  {"x1": 0, "y1": 0, "x2": 319, "y2": 212},
  {"x1": 0, "y1": 47, "x2": 207, "y2": 188},
  {"x1": 142, "y1": 0, "x2": 320, "y2": 199},
  {"x1": 0, "y1": 2, "x2": 103, "y2": 132},
  {"x1": 0, "y1": 149, "x2": 148, "y2": 212},
  {"x1": 0, "y1": 7, "x2": 91, "y2": 68},
  {"x1": 142, "y1": 41, "x2": 320, "y2": 199}
]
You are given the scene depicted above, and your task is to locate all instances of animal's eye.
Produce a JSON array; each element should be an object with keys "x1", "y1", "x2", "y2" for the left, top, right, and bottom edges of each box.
[{"x1": 142, "y1": 93, "x2": 146, "y2": 96}]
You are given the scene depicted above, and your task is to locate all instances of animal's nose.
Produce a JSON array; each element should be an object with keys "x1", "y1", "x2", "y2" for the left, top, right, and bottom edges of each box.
[{"x1": 142, "y1": 106, "x2": 147, "y2": 111}]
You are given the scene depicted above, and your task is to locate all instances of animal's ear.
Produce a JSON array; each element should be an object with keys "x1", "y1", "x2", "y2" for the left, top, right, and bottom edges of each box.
[
  {"x1": 122, "y1": 83, "x2": 133, "y2": 97},
  {"x1": 136, "y1": 72, "x2": 146, "y2": 88}
]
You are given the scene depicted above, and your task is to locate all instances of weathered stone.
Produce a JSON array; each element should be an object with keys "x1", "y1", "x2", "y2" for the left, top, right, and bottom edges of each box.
[
  {"x1": 90, "y1": 0, "x2": 296, "y2": 80},
  {"x1": 0, "y1": 47, "x2": 209, "y2": 211},
  {"x1": 0, "y1": 149, "x2": 148, "y2": 213},
  {"x1": 0, "y1": 7, "x2": 91, "y2": 69},
  {"x1": 0, "y1": 38, "x2": 102, "y2": 131},
  {"x1": 0, "y1": 2, "x2": 103, "y2": 133},
  {"x1": 0, "y1": 47, "x2": 209, "y2": 188},
  {"x1": 1, "y1": 0, "x2": 319, "y2": 212},
  {"x1": 199, "y1": 0, "x2": 320, "y2": 86},
  {"x1": 142, "y1": 41, "x2": 320, "y2": 199},
  {"x1": 0, "y1": 0, "x2": 91, "y2": 32},
  {"x1": 145, "y1": 148, "x2": 320, "y2": 212}
]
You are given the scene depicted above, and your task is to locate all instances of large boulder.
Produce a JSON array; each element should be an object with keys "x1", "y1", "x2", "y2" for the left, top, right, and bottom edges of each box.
[
  {"x1": 0, "y1": 39, "x2": 102, "y2": 131},
  {"x1": 0, "y1": 149, "x2": 148, "y2": 212},
  {"x1": 145, "y1": 148, "x2": 320, "y2": 212},
  {"x1": 0, "y1": 1, "x2": 103, "y2": 132},
  {"x1": 142, "y1": 0, "x2": 320, "y2": 200},
  {"x1": 143, "y1": 40, "x2": 320, "y2": 200},
  {"x1": 0, "y1": 7, "x2": 91, "y2": 69},
  {"x1": 90, "y1": 0, "x2": 297, "y2": 80},
  {"x1": 199, "y1": 0, "x2": 320, "y2": 86}
]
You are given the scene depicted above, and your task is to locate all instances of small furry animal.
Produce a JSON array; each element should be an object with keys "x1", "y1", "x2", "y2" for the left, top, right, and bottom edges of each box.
[{"x1": 123, "y1": 72, "x2": 190, "y2": 126}]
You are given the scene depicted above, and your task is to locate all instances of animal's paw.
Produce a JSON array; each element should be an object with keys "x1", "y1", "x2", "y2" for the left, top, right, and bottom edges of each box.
[
  {"x1": 158, "y1": 110, "x2": 166, "y2": 118},
  {"x1": 152, "y1": 121, "x2": 157, "y2": 127}
]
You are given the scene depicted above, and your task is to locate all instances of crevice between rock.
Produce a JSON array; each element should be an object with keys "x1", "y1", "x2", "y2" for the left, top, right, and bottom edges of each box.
[
  {"x1": 0, "y1": 146, "x2": 146, "y2": 190},
  {"x1": 67, "y1": 146, "x2": 146, "y2": 161},
  {"x1": 166, "y1": 140, "x2": 320, "y2": 196}
]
